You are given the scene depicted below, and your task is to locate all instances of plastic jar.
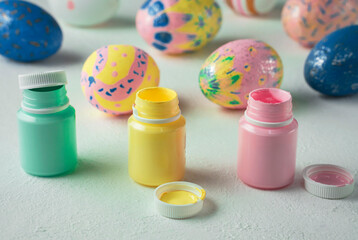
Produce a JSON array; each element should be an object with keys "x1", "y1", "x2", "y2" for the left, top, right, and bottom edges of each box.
[
  {"x1": 17, "y1": 70, "x2": 77, "y2": 177},
  {"x1": 238, "y1": 88, "x2": 298, "y2": 189},
  {"x1": 128, "y1": 87, "x2": 186, "y2": 187}
]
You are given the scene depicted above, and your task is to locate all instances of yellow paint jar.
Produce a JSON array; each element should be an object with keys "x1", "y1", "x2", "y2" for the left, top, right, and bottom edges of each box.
[{"x1": 128, "y1": 87, "x2": 186, "y2": 187}]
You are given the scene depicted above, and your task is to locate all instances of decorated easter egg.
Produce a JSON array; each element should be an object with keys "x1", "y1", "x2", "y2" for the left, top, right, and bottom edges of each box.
[
  {"x1": 304, "y1": 25, "x2": 358, "y2": 96},
  {"x1": 0, "y1": 0, "x2": 62, "y2": 62},
  {"x1": 225, "y1": 0, "x2": 277, "y2": 16},
  {"x1": 136, "y1": 0, "x2": 222, "y2": 54},
  {"x1": 48, "y1": 0, "x2": 119, "y2": 27},
  {"x1": 81, "y1": 45, "x2": 160, "y2": 115},
  {"x1": 199, "y1": 39, "x2": 283, "y2": 109},
  {"x1": 282, "y1": 0, "x2": 358, "y2": 48}
]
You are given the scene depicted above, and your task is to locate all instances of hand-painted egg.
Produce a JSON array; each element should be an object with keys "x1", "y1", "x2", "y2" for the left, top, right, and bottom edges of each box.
[
  {"x1": 282, "y1": 0, "x2": 358, "y2": 48},
  {"x1": 304, "y1": 25, "x2": 358, "y2": 96},
  {"x1": 0, "y1": 0, "x2": 62, "y2": 62},
  {"x1": 225, "y1": 0, "x2": 277, "y2": 16},
  {"x1": 48, "y1": 0, "x2": 119, "y2": 27},
  {"x1": 136, "y1": 0, "x2": 222, "y2": 54},
  {"x1": 199, "y1": 39, "x2": 283, "y2": 109},
  {"x1": 81, "y1": 45, "x2": 160, "y2": 115}
]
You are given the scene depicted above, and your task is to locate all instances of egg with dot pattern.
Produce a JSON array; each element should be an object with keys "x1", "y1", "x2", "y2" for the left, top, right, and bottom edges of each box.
[
  {"x1": 0, "y1": 0, "x2": 62, "y2": 62},
  {"x1": 199, "y1": 39, "x2": 283, "y2": 109},
  {"x1": 304, "y1": 25, "x2": 358, "y2": 96},
  {"x1": 81, "y1": 45, "x2": 160, "y2": 115},
  {"x1": 136, "y1": 0, "x2": 222, "y2": 54},
  {"x1": 282, "y1": 0, "x2": 358, "y2": 48}
]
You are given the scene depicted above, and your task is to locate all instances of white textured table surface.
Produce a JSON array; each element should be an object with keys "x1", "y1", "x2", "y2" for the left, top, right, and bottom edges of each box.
[{"x1": 1, "y1": 1, "x2": 357, "y2": 239}]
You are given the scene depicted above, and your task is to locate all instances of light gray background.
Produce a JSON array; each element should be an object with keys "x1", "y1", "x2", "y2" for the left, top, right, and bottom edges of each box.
[{"x1": 1, "y1": 0, "x2": 357, "y2": 239}]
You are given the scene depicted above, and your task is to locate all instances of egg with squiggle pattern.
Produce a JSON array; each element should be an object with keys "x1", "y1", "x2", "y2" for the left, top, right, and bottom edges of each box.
[
  {"x1": 81, "y1": 45, "x2": 160, "y2": 115},
  {"x1": 136, "y1": 0, "x2": 222, "y2": 54},
  {"x1": 282, "y1": 0, "x2": 358, "y2": 48},
  {"x1": 199, "y1": 39, "x2": 283, "y2": 109},
  {"x1": 0, "y1": 0, "x2": 62, "y2": 62}
]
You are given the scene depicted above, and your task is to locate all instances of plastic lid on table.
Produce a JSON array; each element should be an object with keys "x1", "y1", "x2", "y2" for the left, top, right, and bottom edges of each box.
[
  {"x1": 154, "y1": 181, "x2": 206, "y2": 219},
  {"x1": 303, "y1": 164, "x2": 355, "y2": 199}
]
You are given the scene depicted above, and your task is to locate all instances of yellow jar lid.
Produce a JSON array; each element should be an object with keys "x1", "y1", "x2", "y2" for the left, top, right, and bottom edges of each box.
[{"x1": 154, "y1": 181, "x2": 206, "y2": 219}]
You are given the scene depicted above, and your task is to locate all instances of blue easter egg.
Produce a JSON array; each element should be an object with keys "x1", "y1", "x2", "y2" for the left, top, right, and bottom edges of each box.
[
  {"x1": 304, "y1": 25, "x2": 358, "y2": 96},
  {"x1": 0, "y1": 0, "x2": 62, "y2": 62}
]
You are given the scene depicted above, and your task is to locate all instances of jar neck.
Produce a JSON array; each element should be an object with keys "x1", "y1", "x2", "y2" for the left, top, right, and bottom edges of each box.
[
  {"x1": 245, "y1": 88, "x2": 293, "y2": 126},
  {"x1": 21, "y1": 85, "x2": 70, "y2": 114},
  {"x1": 133, "y1": 87, "x2": 180, "y2": 123}
]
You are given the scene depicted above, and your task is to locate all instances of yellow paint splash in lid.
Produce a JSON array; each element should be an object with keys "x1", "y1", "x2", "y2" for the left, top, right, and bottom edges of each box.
[{"x1": 154, "y1": 181, "x2": 206, "y2": 219}]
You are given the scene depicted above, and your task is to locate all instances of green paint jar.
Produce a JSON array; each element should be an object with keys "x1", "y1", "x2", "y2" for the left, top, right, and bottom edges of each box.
[{"x1": 17, "y1": 71, "x2": 77, "y2": 177}]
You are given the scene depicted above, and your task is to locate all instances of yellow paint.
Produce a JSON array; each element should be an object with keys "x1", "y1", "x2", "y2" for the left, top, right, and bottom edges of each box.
[
  {"x1": 160, "y1": 190, "x2": 198, "y2": 205},
  {"x1": 128, "y1": 87, "x2": 186, "y2": 187}
]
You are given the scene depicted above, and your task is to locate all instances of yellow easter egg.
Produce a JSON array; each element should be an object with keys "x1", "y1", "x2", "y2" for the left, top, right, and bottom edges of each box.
[{"x1": 81, "y1": 45, "x2": 160, "y2": 115}]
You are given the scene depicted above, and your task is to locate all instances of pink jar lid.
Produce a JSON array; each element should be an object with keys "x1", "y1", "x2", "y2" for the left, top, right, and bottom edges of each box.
[{"x1": 303, "y1": 164, "x2": 355, "y2": 199}]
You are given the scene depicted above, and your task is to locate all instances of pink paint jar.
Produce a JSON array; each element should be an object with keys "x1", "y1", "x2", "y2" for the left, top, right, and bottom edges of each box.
[{"x1": 238, "y1": 88, "x2": 298, "y2": 189}]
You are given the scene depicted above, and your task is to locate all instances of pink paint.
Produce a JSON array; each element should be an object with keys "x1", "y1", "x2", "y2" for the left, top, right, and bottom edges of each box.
[
  {"x1": 246, "y1": 88, "x2": 293, "y2": 123},
  {"x1": 122, "y1": 53, "x2": 127, "y2": 57},
  {"x1": 112, "y1": 71, "x2": 118, "y2": 77},
  {"x1": 111, "y1": 62, "x2": 117, "y2": 67},
  {"x1": 310, "y1": 171, "x2": 351, "y2": 187},
  {"x1": 67, "y1": 0, "x2": 75, "y2": 10},
  {"x1": 238, "y1": 88, "x2": 298, "y2": 190},
  {"x1": 251, "y1": 89, "x2": 286, "y2": 104},
  {"x1": 306, "y1": 165, "x2": 354, "y2": 187}
]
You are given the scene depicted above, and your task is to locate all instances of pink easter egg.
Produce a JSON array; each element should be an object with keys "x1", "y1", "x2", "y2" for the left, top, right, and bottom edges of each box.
[
  {"x1": 282, "y1": 0, "x2": 358, "y2": 48},
  {"x1": 136, "y1": 0, "x2": 222, "y2": 54},
  {"x1": 199, "y1": 39, "x2": 283, "y2": 109}
]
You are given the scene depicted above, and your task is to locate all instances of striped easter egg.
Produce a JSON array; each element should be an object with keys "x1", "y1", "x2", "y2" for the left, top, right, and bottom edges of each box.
[
  {"x1": 225, "y1": 0, "x2": 277, "y2": 16},
  {"x1": 81, "y1": 45, "x2": 160, "y2": 115},
  {"x1": 282, "y1": 0, "x2": 358, "y2": 48}
]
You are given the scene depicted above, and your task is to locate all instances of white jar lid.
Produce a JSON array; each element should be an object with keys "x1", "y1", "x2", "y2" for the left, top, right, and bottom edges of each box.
[
  {"x1": 303, "y1": 164, "x2": 355, "y2": 199},
  {"x1": 154, "y1": 181, "x2": 206, "y2": 219},
  {"x1": 19, "y1": 70, "x2": 67, "y2": 90}
]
